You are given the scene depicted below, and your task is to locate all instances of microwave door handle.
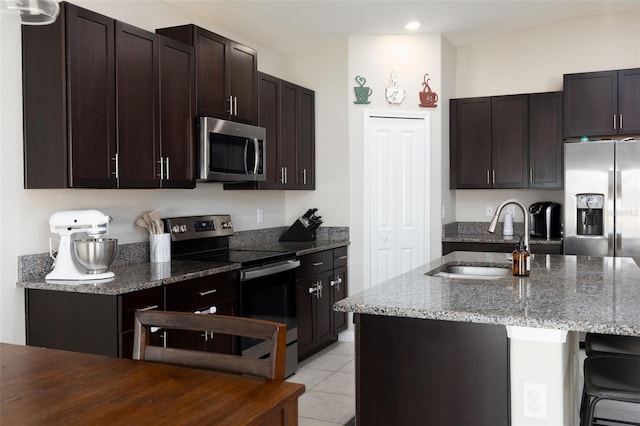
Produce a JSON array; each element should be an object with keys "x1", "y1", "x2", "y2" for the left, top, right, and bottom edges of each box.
[
  {"x1": 243, "y1": 139, "x2": 249, "y2": 174},
  {"x1": 253, "y1": 138, "x2": 260, "y2": 175},
  {"x1": 199, "y1": 118, "x2": 210, "y2": 179}
]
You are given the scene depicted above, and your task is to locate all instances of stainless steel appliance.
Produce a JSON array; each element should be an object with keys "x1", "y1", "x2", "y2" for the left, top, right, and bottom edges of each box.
[
  {"x1": 564, "y1": 139, "x2": 640, "y2": 265},
  {"x1": 198, "y1": 117, "x2": 266, "y2": 182},
  {"x1": 45, "y1": 210, "x2": 117, "y2": 282},
  {"x1": 529, "y1": 202, "x2": 562, "y2": 240},
  {"x1": 165, "y1": 214, "x2": 300, "y2": 377}
]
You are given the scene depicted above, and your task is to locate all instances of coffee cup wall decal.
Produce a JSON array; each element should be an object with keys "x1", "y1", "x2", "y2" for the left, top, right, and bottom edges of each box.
[
  {"x1": 354, "y1": 75, "x2": 372, "y2": 104},
  {"x1": 419, "y1": 73, "x2": 438, "y2": 107}
]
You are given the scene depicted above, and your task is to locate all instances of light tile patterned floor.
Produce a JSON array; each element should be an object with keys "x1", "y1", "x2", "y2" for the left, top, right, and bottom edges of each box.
[{"x1": 287, "y1": 341, "x2": 355, "y2": 426}]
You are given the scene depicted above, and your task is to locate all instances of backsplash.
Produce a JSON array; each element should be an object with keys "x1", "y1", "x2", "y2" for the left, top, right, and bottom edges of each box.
[{"x1": 443, "y1": 221, "x2": 526, "y2": 237}]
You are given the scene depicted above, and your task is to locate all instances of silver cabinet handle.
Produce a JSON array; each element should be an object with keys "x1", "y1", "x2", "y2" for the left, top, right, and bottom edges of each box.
[
  {"x1": 620, "y1": 114, "x2": 623, "y2": 130},
  {"x1": 198, "y1": 289, "x2": 217, "y2": 296},
  {"x1": 284, "y1": 166, "x2": 288, "y2": 184},
  {"x1": 312, "y1": 262, "x2": 324, "y2": 266},
  {"x1": 158, "y1": 157, "x2": 164, "y2": 180},
  {"x1": 138, "y1": 305, "x2": 159, "y2": 311},
  {"x1": 330, "y1": 276, "x2": 342, "y2": 291},
  {"x1": 165, "y1": 157, "x2": 170, "y2": 180},
  {"x1": 492, "y1": 169, "x2": 496, "y2": 184},
  {"x1": 337, "y1": 255, "x2": 348, "y2": 260},
  {"x1": 112, "y1": 153, "x2": 119, "y2": 178},
  {"x1": 227, "y1": 96, "x2": 234, "y2": 115},
  {"x1": 316, "y1": 280, "x2": 323, "y2": 298},
  {"x1": 308, "y1": 286, "x2": 315, "y2": 294},
  {"x1": 486, "y1": 169, "x2": 490, "y2": 185},
  {"x1": 613, "y1": 114, "x2": 617, "y2": 130},
  {"x1": 234, "y1": 96, "x2": 238, "y2": 116},
  {"x1": 280, "y1": 167, "x2": 285, "y2": 184},
  {"x1": 530, "y1": 168, "x2": 533, "y2": 183},
  {"x1": 302, "y1": 168, "x2": 307, "y2": 185}
]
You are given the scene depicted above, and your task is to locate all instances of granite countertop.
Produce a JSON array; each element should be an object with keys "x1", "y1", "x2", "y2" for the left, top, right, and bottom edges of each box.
[
  {"x1": 17, "y1": 239, "x2": 349, "y2": 295},
  {"x1": 334, "y1": 251, "x2": 640, "y2": 336}
]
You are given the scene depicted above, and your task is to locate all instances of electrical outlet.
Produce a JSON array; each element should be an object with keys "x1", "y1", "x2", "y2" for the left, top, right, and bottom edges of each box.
[
  {"x1": 523, "y1": 382, "x2": 546, "y2": 419},
  {"x1": 257, "y1": 208, "x2": 263, "y2": 224},
  {"x1": 486, "y1": 205, "x2": 495, "y2": 217}
]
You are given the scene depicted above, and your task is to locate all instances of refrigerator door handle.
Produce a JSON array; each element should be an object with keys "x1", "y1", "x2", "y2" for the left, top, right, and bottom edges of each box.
[{"x1": 615, "y1": 169, "x2": 622, "y2": 256}]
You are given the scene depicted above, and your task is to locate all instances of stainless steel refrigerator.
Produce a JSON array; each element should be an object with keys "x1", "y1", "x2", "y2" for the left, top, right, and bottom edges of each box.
[{"x1": 564, "y1": 139, "x2": 640, "y2": 265}]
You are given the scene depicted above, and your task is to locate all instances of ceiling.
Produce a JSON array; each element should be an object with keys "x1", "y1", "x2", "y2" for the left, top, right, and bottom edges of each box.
[{"x1": 162, "y1": 0, "x2": 640, "y2": 53}]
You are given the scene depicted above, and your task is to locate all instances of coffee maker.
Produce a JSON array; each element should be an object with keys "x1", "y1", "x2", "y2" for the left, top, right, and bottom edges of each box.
[{"x1": 529, "y1": 202, "x2": 562, "y2": 240}]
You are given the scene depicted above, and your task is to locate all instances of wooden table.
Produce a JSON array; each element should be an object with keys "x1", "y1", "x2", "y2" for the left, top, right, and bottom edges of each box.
[{"x1": 0, "y1": 343, "x2": 305, "y2": 425}]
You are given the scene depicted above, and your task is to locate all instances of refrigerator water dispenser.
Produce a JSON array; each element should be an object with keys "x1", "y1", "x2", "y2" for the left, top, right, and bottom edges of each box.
[{"x1": 576, "y1": 193, "x2": 604, "y2": 236}]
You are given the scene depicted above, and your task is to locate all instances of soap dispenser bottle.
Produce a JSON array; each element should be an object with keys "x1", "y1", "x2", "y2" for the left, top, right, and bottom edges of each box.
[{"x1": 512, "y1": 237, "x2": 530, "y2": 277}]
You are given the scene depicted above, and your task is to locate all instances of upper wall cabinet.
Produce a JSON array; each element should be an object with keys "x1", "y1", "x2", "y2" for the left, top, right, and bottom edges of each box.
[
  {"x1": 563, "y1": 68, "x2": 640, "y2": 138},
  {"x1": 226, "y1": 73, "x2": 315, "y2": 191},
  {"x1": 450, "y1": 92, "x2": 562, "y2": 189},
  {"x1": 22, "y1": 2, "x2": 196, "y2": 189},
  {"x1": 156, "y1": 25, "x2": 258, "y2": 125}
]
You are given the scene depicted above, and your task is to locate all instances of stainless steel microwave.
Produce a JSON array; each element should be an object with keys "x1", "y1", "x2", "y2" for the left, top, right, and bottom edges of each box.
[{"x1": 198, "y1": 117, "x2": 266, "y2": 182}]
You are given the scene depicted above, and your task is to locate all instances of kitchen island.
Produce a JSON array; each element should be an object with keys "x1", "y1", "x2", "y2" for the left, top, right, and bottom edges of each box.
[{"x1": 334, "y1": 251, "x2": 640, "y2": 426}]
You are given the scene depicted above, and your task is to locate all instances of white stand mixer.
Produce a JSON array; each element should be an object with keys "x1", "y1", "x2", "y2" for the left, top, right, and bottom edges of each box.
[{"x1": 46, "y1": 210, "x2": 116, "y2": 281}]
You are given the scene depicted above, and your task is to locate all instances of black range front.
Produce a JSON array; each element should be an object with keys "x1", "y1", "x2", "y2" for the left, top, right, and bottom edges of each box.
[{"x1": 165, "y1": 214, "x2": 299, "y2": 377}]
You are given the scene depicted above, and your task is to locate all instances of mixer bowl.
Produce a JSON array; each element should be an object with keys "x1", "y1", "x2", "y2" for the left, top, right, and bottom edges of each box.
[{"x1": 74, "y1": 238, "x2": 118, "y2": 273}]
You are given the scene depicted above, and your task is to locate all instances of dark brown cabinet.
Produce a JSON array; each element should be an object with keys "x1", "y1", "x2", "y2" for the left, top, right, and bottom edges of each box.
[
  {"x1": 296, "y1": 248, "x2": 348, "y2": 360},
  {"x1": 156, "y1": 25, "x2": 258, "y2": 125},
  {"x1": 529, "y1": 92, "x2": 563, "y2": 188},
  {"x1": 227, "y1": 72, "x2": 315, "y2": 190},
  {"x1": 165, "y1": 272, "x2": 238, "y2": 355},
  {"x1": 26, "y1": 286, "x2": 164, "y2": 359},
  {"x1": 451, "y1": 92, "x2": 562, "y2": 189},
  {"x1": 563, "y1": 68, "x2": 640, "y2": 137},
  {"x1": 22, "y1": 3, "x2": 195, "y2": 189}
]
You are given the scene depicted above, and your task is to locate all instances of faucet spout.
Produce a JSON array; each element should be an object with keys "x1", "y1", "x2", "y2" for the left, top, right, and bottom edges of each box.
[{"x1": 487, "y1": 199, "x2": 530, "y2": 251}]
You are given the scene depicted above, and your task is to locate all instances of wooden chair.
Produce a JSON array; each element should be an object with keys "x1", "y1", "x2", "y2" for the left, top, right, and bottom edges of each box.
[{"x1": 133, "y1": 310, "x2": 287, "y2": 380}]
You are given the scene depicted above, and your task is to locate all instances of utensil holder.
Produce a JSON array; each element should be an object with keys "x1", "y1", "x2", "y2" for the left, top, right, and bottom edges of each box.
[{"x1": 150, "y1": 233, "x2": 171, "y2": 263}]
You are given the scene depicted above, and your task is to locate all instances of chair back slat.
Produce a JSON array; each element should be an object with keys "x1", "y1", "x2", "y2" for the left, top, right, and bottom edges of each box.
[{"x1": 133, "y1": 310, "x2": 287, "y2": 380}]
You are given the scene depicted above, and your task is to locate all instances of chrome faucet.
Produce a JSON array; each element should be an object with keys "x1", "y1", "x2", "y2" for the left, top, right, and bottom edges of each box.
[{"x1": 488, "y1": 199, "x2": 530, "y2": 251}]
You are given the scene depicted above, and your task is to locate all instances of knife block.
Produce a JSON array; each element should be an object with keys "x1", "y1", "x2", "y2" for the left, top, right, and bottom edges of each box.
[{"x1": 279, "y1": 219, "x2": 316, "y2": 242}]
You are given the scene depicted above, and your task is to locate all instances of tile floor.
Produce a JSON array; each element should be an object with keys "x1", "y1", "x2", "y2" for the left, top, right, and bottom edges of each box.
[{"x1": 286, "y1": 341, "x2": 356, "y2": 426}]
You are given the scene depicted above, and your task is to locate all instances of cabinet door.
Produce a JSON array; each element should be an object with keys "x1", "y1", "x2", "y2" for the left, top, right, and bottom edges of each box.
[
  {"x1": 332, "y1": 266, "x2": 348, "y2": 335},
  {"x1": 194, "y1": 28, "x2": 229, "y2": 119},
  {"x1": 298, "y1": 87, "x2": 315, "y2": 189},
  {"x1": 296, "y1": 276, "x2": 316, "y2": 359},
  {"x1": 315, "y1": 270, "x2": 335, "y2": 348},
  {"x1": 159, "y1": 36, "x2": 196, "y2": 188},
  {"x1": 529, "y1": 92, "x2": 562, "y2": 188},
  {"x1": 618, "y1": 68, "x2": 640, "y2": 135},
  {"x1": 67, "y1": 4, "x2": 118, "y2": 188},
  {"x1": 229, "y1": 41, "x2": 258, "y2": 125},
  {"x1": 492, "y1": 95, "x2": 528, "y2": 188},
  {"x1": 279, "y1": 81, "x2": 299, "y2": 188},
  {"x1": 450, "y1": 98, "x2": 492, "y2": 189},
  {"x1": 258, "y1": 73, "x2": 282, "y2": 186},
  {"x1": 115, "y1": 22, "x2": 160, "y2": 188},
  {"x1": 563, "y1": 70, "x2": 618, "y2": 137}
]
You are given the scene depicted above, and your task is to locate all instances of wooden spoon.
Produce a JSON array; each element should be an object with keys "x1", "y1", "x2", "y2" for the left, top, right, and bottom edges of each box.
[
  {"x1": 142, "y1": 211, "x2": 157, "y2": 234},
  {"x1": 146, "y1": 209, "x2": 163, "y2": 234},
  {"x1": 134, "y1": 217, "x2": 151, "y2": 233}
]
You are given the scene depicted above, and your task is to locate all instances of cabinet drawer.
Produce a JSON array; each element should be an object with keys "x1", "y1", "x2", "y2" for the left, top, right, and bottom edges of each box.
[
  {"x1": 166, "y1": 271, "x2": 237, "y2": 312},
  {"x1": 298, "y1": 250, "x2": 333, "y2": 277},
  {"x1": 119, "y1": 286, "x2": 164, "y2": 332},
  {"x1": 333, "y1": 247, "x2": 348, "y2": 268}
]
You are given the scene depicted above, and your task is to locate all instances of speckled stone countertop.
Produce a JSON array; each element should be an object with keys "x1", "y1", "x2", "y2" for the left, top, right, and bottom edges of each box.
[
  {"x1": 17, "y1": 236, "x2": 349, "y2": 296},
  {"x1": 442, "y1": 221, "x2": 563, "y2": 246},
  {"x1": 334, "y1": 251, "x2": 640, "y2": 336}
]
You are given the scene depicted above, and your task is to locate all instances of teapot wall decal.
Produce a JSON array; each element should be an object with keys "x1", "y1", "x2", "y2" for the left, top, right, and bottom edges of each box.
[{"x1": 419, "y1": 73, "x2": 438, "y2": 108}]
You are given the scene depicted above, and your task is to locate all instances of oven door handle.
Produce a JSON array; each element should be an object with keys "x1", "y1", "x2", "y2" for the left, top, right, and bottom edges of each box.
[{"x1": 240, "y1": 259, "x2": 300, "y2": 281}]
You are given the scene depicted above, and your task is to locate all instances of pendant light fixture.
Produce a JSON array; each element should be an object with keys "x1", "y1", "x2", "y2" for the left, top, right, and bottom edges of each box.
[{"x1": 0, "y1": 0, "x2": 60, "y2": 25}]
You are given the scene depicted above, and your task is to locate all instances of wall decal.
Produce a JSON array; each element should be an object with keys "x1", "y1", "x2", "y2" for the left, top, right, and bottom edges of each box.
[
  {"x1": 419, "y1": 73, "x2": 438, "y2": 107},
  {"x1": 385, "y1": 71, "x2": 405, "y2": 105},
  {"x1": 353, "y1": 75, "x2": 372, "y2": 104}
]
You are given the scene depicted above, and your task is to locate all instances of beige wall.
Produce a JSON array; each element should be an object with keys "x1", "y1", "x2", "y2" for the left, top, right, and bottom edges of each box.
[{"x1": 453, "y1": 10, "x2": 640, "y2": 222}]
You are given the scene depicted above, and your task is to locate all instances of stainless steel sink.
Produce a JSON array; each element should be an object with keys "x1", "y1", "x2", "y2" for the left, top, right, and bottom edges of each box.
[{"x1": 428, "y1": 265, "x2": 512, "y2": 280}]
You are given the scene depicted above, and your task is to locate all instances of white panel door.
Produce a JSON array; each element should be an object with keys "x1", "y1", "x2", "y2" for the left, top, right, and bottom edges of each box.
[{"x1": 368, "y1": 116, "x2": 428, "y2": 286}]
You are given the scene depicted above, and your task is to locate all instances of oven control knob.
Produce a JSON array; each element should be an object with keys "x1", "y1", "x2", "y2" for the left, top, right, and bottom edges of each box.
[
  {"x1": 221, "y1": 221, "x2": 233, "y2": 229},
  {"x1": 180, "y1": 225, "x2": 187, "y2": 232},
  {"x1": 171, "y1": 225, "x2": 180, "y2": 234}
]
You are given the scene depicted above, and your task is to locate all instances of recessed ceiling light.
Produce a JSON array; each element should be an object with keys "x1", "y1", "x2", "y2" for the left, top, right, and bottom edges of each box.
[{"x1": 405, "y1": 21, "x2": 421, "y2": 31}]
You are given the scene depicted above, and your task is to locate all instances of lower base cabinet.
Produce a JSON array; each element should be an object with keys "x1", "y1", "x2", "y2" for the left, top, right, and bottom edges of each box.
[
  {"x1": 25, "y1": 272, "x2": 237, "y2": 359},
  {"x1": 356, "y1": 314, "x2": 509, "y2": 426},
  {"x1": 296, "y1": 247, "x2": 348, "y2": 361}
]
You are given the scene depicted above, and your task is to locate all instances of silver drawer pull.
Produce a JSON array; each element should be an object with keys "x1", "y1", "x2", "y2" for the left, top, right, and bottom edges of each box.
[
  {"x1": 138, "y1": 305, "x2": 159, "y2": 311},
  {"x1": 337, "y1": 255, "x2": 348, "y2": 260},
  {"x1": 194, "y1": 306, "x2": 217, "y2": 314},
  {"x1": 198, "y1": 289, "x2": 217, "y2": 296},
  {"x1": 312, "y1": 262, "x2": 324, "y2": 266}
]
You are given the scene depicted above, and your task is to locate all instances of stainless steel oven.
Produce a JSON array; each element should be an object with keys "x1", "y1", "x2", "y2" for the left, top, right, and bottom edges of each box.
[{"x1": 165, "y1": 214, "x2": 300, "y2": 377}]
